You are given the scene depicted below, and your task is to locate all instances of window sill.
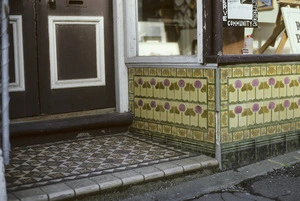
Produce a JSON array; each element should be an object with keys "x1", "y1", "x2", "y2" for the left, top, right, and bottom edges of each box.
[{"x1": 205, "y1": 54, "x2": 300, "y2": 65}]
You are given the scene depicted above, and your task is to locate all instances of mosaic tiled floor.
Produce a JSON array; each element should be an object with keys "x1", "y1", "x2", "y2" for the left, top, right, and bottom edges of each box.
[{"x1": 5, "y1": 133, "x2": 194, "y2": 192}]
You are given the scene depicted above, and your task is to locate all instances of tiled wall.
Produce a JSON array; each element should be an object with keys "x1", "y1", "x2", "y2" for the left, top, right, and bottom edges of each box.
[
  {"x1": 221, "y1": 64, "x2": 300, "y2": 143},
  {"x1": 128, "y1": 63, "x2": 300, "y2": 168},
  {"x1": 220, "y1": 63, "x2": 300, "y2": 168},
  {"x1": 128, "y1": 67, "x2": 216, "y2": 154}
]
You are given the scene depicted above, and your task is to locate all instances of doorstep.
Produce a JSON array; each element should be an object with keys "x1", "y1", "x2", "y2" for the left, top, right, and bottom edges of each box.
[{"x1": 7, "y1": 155, "x2": 218, "y2": 201}]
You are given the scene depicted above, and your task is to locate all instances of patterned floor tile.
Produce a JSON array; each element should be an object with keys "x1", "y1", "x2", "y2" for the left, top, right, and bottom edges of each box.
[{"x1": 5, "y1": 133, "x2": 196, "y2": 192}]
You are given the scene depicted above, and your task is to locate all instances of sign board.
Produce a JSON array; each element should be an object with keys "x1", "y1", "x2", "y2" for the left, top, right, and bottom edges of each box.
[
  {"x1": 281, "y1": 7, "x2": 300, "y2": 53},
  {"x1": 223, "y1": 0, "x2": 258, "y2": 27}
]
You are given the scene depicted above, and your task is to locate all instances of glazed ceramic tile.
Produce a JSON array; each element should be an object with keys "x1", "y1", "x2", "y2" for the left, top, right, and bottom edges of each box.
[{"x1": 6, "y1": 133, "x2": 193, "y2": 192}]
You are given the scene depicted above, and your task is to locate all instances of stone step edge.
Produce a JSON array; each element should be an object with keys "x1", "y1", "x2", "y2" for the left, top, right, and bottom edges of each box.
[{"x1": 8, "y1": 155, "x2": 218, "y2": 201}]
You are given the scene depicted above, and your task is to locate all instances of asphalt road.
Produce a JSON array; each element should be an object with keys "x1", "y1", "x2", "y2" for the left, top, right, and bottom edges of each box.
[
  {"x1": 74, "y1": 151, "x2": 300, "y2": 201},
  {"x1": 194, "y1": 163, "x2": 300, "y2": 201}
]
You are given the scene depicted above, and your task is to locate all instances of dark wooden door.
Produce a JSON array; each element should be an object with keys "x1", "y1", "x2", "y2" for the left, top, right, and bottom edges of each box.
[{"x1": 9, "y1": 0, "x2": 116, "y2": 118}]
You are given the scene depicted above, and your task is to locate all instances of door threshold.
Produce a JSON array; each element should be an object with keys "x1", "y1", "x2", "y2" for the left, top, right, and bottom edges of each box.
[
  {"x1": 11, "y1": 108, "x2": 116, "y2": 123},
  {"x1": 10, "y1": 109, "x2": 134, "y2": 141}
]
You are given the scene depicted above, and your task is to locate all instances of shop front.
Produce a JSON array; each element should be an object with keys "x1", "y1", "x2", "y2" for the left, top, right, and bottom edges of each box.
[
  {"x1": 7, "y1": 0, "x2": 300, "y2": 169},
  {"x1": 125, "y1": 0, "x2": 300, "y2": 169}
]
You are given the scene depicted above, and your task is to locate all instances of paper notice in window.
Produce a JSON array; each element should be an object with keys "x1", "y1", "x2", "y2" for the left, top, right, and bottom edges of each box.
[{"x1": 228, "y1": 0, "x2": 253, "y2": 20}]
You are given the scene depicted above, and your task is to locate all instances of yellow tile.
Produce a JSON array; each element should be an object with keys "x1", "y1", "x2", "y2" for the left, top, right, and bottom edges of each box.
[
  {"x1": 171, "y1": 68, "x2": 177, "y2": 76},
  {"x1": 221, "y1": 111, "x2": 228, "y2": 127},
  {"x1": 261, "y1": 66, "x2": 266, "y2": 75},
  {"x1": 294, "y1": 98, "x2": 300, "y2": 118},
  {"x1": 233, "y1": 68, "x2": 243, "y2": 77},
  {"x1": 277, "y1": 125, "x2": 281, "y2": 134},
  {"x1": 207, "y1": 69, "x2": 215, "y2": 84},
  {"x1": 177, "y1": 69, "x2": 187, "y2": 77},
  {"x1": 267, "y1": 126, "x2": 276, "y2": 135},
  {"x1": 143, "y1": 68, "x2": 149, "y2": 76},
  {"x1": 157, "y1": 68, "x2": 162, "y2": 76},
  {"x1": 247, "y1": 78, "x2": 264, "y2": 101},
  {"x1": 208, "y1": 112, "x2": 215, "y2": 127},
  {"x1": 149, "y1": 68, "x2": 157, "y2": 76},
  {"x1": 149, "y1": 123, "x2": 157, "y2": 132},
  {"x1": 221, "y1": 85, "x2": 228, "y2": 101},
  {"x1": 172, "y1": 126, "x2": 178, "y2": 136},
  {"x1": 163, "y1": 125, "x2": 172, "y2": 135},
  {"x1": 137, "y1": 121, "x2": 145, "y2": 129},
  {"x1": 136, "y1": 68, "x2": 143, "y2": 75},
  {"x1": 267, "y1": 66, "x2": 277, "y2": 75},
  {"x1": 129, "y1": 68, "x2": 135, "y2": 79},
  {"x1": 187, "y1": 69, "x2": 193, "y2": 77},
  {"x1": 251, "y1": 128, "x2": 260, "y2": 138},
  {"x1": 264, "y1": 77, "x2": 279, "y2": 99},
  {"x1": 251, "y1": 67, "x2": 260, "y2": 76},
  {"x1": 193, "y1": 130, "x2": 204, "y2": 141},
  {"x1": 233, "y1": 131, "x2": 243, "y2": 141},
  {"x1": 189, "y1": 79, "x2": 207, "y2": 102},
  {"x1": 221, "y1": 129, "x2": 232, "y2": 143},
  {"x1": 283, "y1": 65, "x2": 291, "y2": 74},
  {"x1": 207, "y1": 128, "x2": 215, "y2": 143},
  {"x1": 282, "y1": 123, "x2": 290, "y2": 132},
  {"x1": 208, "y1": 85, "x2": 215, "y2": 101},
  {"x1": 193, "y1": 69, "x2": 203, "y2": 77},
  {"x1": 162, "y1": 68, "x2": 171, "y2": 76},
  {"x1": 178, "y1": 128, "x2": 187, "y2": 137},
  {"x1": 221, "y1": 68, "x2": 231, "y2": 83}
]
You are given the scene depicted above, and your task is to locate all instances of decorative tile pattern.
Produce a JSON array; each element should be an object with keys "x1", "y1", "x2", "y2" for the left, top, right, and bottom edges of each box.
[
  {"x1": 221, "y1": 64, "x2": 300, "y2": 143},
  {"x1": 129, "y1": 68, "x2": 216, "y2": 145},
  {"x1": 5, "y1": 133, "x2": 193, "y2": 192}
]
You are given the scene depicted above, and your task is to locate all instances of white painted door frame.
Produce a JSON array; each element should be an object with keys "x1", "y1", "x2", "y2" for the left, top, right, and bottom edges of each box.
[{"x1": 113, "y1": 0, "x2": 129, "y2": 113}]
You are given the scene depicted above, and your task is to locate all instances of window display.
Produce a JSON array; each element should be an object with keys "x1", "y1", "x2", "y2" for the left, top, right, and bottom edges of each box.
[
  {"x1": 223, "y1": 0, "x2": 300, "y2": 55},
  {"x1": 137, "y1": 0, "x2": 197, "y2": 56}
]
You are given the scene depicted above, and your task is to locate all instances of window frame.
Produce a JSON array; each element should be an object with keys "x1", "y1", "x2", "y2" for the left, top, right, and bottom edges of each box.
[{"x1": 124, "y1": 0, "x2": 204, "y2": 64}]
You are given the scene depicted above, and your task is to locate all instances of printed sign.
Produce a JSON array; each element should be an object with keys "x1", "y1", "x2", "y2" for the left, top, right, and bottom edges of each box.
[
  {"x1": 282, "y1": 7, "x2": 300, "y2": 53},
  {"x1": 223, "y1": 0, "x2": 258, "y2": 27}
]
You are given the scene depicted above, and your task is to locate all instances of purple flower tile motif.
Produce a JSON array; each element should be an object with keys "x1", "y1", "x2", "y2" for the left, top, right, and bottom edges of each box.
[
  {"x1": 284, "y1": 100, "x2": 290, "y2": 108},
  {"x1": 284, "y1": 77, "x2": 290, "y2": 85},
  {"x1": 252, "y1": 79, "x2": 259, "y2": 87},
  {"x1": 268, "y1": 78, "x2": 275, "y2": 86},
  {"x1": 150, "y1": 101, "x2": 157, "y2": 109},
  {"x1": 178, "y1": 80, "x2": 186, "y2": 88},
  {"x1": 298, "y1": 99, "x2": 300, "y2": 106},
  {"x1": 268, "y1": 101, "x2": 276, "y2": 110},
  {"x1": 179, "y1": 104, "x2": 186, "y2": 112},
  {"x1": 194, "y1": 80, "x2": 202, "y2": 89},
  {"x1": 234, "y1": 80, "x2": 243, "y2": 89},
  {"x1": 194, "y1": 105, "x2": 202, "y2": 114},
  {"x1": 252, "y1": 103, "x2": 260, "y2": 112},
  {"x1": 150, "y1": 78, "x2": 156, "y2": 86},
  {"x1": 234, "y1": 106, "x2": 243, "y2": 114},
  {"x1": 298, "y1": 76, "x2": 300, "y2": 83},
  {"x1": 138, "y1": 99, "x2": 143, "y2": 107},
  {"x1": 164, "y1": 102, "x2": 171, "y2": 110},
  {"x1": 164, "y1": 79, "x2": 170, "y2": 87},
  {"x1": 138, "y1": 78, "x2": 143, "y2": 85}
]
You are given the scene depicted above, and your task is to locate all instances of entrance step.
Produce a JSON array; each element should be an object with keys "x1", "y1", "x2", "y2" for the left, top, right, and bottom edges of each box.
[{"x1": 10, "y1": 109, "x2": 133, "y2": 147}]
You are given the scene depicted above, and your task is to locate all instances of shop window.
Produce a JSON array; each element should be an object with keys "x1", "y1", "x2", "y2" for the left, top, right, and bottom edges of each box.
[
  {"x1": 125, "y1": 0, "x2": 203, "y2": 63},
  {"x1": 222, "y1": 0, "x2": 300, "y2": 55}
]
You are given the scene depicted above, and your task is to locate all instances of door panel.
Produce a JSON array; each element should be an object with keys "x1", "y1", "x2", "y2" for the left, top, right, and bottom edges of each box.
[
  {"x1": 37, "y1": 0, "x2": 115, "y2": 114},
  {"x1": 9, "y1": 1, "x2": 40, "y2": 118},
  {"x1": 9, "y1": 0, "x2": 116, "y2": 118}
]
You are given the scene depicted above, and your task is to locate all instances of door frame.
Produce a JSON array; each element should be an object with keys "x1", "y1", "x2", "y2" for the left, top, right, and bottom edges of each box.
[{"x1": 113, "y1": 0, "x2": 128, "y2": 113}]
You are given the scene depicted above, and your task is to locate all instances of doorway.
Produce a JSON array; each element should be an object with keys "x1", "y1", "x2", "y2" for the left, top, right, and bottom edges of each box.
[{"x1": 9, "y1": 0, "x2": 116, "y2": 118}]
